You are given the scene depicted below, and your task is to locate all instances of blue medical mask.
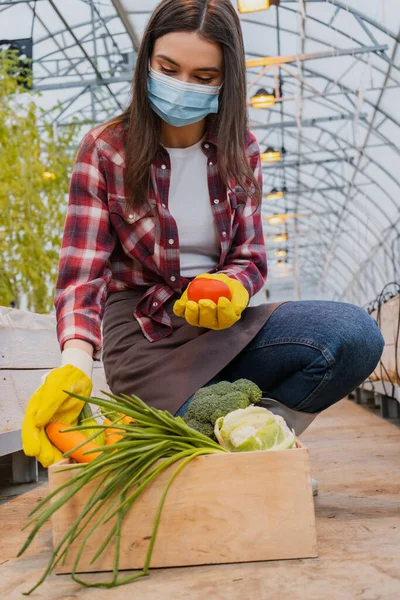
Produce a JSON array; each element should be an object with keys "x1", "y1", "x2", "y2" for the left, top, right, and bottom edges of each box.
[{"x1": 148, "y1": 67, "x2": 221, "y2": 127}]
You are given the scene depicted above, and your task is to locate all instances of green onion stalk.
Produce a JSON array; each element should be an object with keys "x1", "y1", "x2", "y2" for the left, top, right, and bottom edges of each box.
[
  {"x1": 18, "y1": 391, "x2": 227, "y2": 594},
  {"x1": 78, "y1": 402, "x2": 107, "y2": 446}
]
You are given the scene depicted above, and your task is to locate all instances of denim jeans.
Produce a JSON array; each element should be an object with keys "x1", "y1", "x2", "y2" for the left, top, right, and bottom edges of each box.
[{"x1": 175, "y1": 300, "x2": 384, "y2": 417}]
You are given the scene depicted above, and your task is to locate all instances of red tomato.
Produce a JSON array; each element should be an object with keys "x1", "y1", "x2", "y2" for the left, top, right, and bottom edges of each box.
[{"x1": 187, "y1": 278, "x2": 232, "y2": 304}]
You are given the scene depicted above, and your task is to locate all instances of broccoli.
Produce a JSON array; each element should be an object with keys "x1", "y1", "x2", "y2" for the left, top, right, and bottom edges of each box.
[
  {"x1": 232, "y1": 379, "x2": 263, "y2": 404},
  {"x1": 184, "y1": 418, "x2": 215, "y2": 440},
  {"x1": 183, "y1": 379, "x2": 262, "y2": 440}
]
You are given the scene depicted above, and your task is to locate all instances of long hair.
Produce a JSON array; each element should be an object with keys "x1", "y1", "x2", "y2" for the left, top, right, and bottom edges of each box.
[{"x1": 117, "y1": 0, "x2": 260, "y2": 209}]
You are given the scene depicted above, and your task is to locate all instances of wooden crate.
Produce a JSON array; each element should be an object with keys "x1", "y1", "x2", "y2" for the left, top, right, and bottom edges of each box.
[{"x1": 49, "y1": 444, "x2": 318, "y2": 574}]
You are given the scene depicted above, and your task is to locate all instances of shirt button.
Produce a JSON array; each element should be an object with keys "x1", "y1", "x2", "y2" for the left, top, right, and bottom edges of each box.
[
  {"x1": 170, "y1": 276, "x2": 176, "y2": 282},
  {"x1": 222, "y1": 231, "x2": 227, "y2": 236},
  {"x1": 214, "y1": 199, "x2": 220, "y2": 204},
  {"x1": 209, "y1": 161, "x2": 213, "y2": 166},
  {"x1": 168, "y1": 239, "x2": 174, "y2": 245},
  {"x1": 161, "y1": 164, "x2": 167, "y2": 170},
  {"x1": 153, "y1": 302, "x2": 159, "y2": 308},
  {"x1": 204, "y1": 143, "x2": 209, "y2": 149},
  {"x1": 162, "y1": 203, "x2": 166, "y2": 208}
]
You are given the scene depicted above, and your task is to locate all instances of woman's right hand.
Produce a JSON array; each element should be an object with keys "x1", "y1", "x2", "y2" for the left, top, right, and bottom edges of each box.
[{"x1": 22, "y1": 348, "x2": 93, "y2": 468}]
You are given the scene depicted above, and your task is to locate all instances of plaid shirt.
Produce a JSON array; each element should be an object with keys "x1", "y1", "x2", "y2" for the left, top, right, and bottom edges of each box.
[{"x1": 54, "y1": 120, "x2": 267, "y2": 360}]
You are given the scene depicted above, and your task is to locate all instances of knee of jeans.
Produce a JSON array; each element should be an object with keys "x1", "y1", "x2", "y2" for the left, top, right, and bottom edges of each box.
[{"x1": 341, "y1": 304, "x2": 384, "y2": 373}]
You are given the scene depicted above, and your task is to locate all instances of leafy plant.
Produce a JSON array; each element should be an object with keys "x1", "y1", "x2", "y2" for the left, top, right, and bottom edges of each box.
[{"x1": 0, "y1": 49, "x2": 83, "y2": 312}]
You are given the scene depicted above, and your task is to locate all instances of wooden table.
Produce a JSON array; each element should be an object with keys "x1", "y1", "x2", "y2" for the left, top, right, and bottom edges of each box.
[{"x1": 1, "y1": 399, "x2": 400, "y2": 600}]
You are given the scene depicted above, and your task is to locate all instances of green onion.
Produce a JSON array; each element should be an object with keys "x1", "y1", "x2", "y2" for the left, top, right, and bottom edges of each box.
[
  {"x1": 18, "y1": 391, "x2": 227, "y2": 594},
  {"x1": 78, "y1": 402, "x2": 106, "y2": 446}
]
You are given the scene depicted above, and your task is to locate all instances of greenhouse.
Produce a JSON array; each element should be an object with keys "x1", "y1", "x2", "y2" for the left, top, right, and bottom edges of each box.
[{"x1": 0, "y1": 1, "x2": 399, "y2": 598}]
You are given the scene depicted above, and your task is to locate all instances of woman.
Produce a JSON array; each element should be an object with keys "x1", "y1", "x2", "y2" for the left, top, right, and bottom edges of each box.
[{"x1": 22, "y1": 0, "x2": 384, "y2": 469}]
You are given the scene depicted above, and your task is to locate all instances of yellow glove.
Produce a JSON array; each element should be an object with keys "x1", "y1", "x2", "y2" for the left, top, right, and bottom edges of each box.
[
  {"x1": 173, "y1": 273, "x2": 249, "y2": 330},
  {"x1": 22, "y1": 364, "x2": 92, "y2": 468}
]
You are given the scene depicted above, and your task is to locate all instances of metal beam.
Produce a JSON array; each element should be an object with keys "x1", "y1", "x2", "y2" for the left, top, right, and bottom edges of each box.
[
  {"x1": 319, "y1": 26, "x2": 400, "y2": 290},
  {"x1": 264, "y1": 185, "x2": 369, "y2": 195},
  {"x1": 280, "y1": 118, "x2": 400, "y2": 217},
  {"x1": 353, "y1": 13, "x2": 390, "y2": 61},
  {"x1": 274, "y1": 145, "x2": 397, "y2": 238},
  {"x1": 0, "y1": 0, "x2": 46, "y2": 3},
  {"x1": 279, "y1": 0, "x2": 399, "y2": 42},
  {"x1": 251, "y1": 112, "x2": 368, "y2": 130},
  {"x1": 48, "y1": 0, "x2": 104, "y2": 81},
  {"x1": 244, "y1": 20, "x2": 400, "y2": 129},
  {"x1": 33, "y1": 75, "x2": 133, "y2": 92},
  {"x1": 258, "y1": 101, "x2": 400, "y2": 227},
  {"x1": 38, "y1": 53, "x2": 123, "y2": 68},
  {"x1": 270, "y1": 174, "x2": 397, "y2": 293},
  {"x1": 261, "y1": 156, "x2": 354, "y2": 169},
  {"x1": 48, "y1": 0, "x2": 124, "y2": 111},
  {"x1": 26, "y1": 3, "x2": 113, "y2": 120},
  {"x1": 339, "y1": 218, "x2": 400, "y2": 301},
  {"x1": 245, "y1": 43, "x2": 388, "y2": 68},
  {"x1": 111, "y1": 0, "x2": 140, "y2": 51}
]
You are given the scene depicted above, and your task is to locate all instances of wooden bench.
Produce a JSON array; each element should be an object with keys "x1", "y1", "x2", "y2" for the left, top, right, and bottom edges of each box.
[{"x1": 0, "y1": 306, "x2": 110, "y2": 483}]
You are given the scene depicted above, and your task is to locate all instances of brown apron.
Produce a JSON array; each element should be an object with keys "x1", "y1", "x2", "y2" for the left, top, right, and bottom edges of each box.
[{"x1": 102, "y1": 289, "x2": 283, "y2": 415}]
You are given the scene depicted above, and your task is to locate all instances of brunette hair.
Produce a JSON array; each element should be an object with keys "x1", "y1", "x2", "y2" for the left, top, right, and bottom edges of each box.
[{"x1": 117, "y1": 0, "x2": 260, "y2": 208}]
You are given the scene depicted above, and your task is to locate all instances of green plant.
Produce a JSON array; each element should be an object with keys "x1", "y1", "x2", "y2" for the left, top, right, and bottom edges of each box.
[{"x1": 0, "y1": 49, "x2": 82, "y2": 312}]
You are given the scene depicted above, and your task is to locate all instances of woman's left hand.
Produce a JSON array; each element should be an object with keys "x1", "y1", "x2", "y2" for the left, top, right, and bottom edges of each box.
[{"x1": 173, "y1": 273, "x2": 249, "y2": 330}]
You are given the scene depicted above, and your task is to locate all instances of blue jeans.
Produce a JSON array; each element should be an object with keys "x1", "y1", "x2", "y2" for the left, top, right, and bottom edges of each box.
[{"x1": 175, "y1": 301, "x2": 384, "y2": 417}]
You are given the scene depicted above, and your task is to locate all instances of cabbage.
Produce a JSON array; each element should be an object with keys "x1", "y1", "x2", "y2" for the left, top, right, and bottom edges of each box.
[{"x1": 214, "y1": 405, "x2": 296, "y2": 452}]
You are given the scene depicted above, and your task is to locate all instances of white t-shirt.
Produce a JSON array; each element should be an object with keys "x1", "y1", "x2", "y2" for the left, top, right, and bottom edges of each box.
[{"x1": 165, "y1": 139, "x2": 220, "y2": 278}]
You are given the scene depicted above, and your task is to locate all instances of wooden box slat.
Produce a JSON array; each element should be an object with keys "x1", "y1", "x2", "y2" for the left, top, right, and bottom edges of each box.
[{"x1": 49, "y1": 446, "x2": 318, "y2": 574}]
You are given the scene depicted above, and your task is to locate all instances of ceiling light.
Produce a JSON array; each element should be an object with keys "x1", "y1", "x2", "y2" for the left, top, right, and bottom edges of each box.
[
  {"x1": 266, "y1": 187, "x2": 284, "y2": 201},
  {"x1": 275, "y1": 249, "x2": 288, "y2": 258},
  {"x1": 238, "y1": 0, "x2": 271, "y2": 13},
  {"x1": 251, "y1": 88, "x2": 275, "y2": 108},
  {"x1": 261, "y1": 146, "x2": 281, "y2": 163},
  {"x1": 273, "y1": 232, "x2": 288, "y2": 243},
  {"x1": 267, "y1": 213, "x2": 287, "y2": 225}
]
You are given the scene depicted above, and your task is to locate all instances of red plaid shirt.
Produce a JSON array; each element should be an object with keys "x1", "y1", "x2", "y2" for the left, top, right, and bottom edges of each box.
[{"x1": 54, "y1": 120, "x2": 267, "y2": 360}]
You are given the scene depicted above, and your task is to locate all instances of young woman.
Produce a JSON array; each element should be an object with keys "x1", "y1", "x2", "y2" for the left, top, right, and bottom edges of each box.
[{"x1": 22, "y1": 0, "x2": 384, "y2": 468}]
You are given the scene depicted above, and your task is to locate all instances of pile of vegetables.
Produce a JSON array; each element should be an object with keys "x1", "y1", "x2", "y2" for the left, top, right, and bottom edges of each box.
[
  {"x1": 44, "y1": 402, "x2": 136, "y2": 463},
  {"x1": 183, "y1": 379, "x2": 263, "y2": 439},
  {"x1": 18, "y1": 381, "x2": 295, "y2": 593}
]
